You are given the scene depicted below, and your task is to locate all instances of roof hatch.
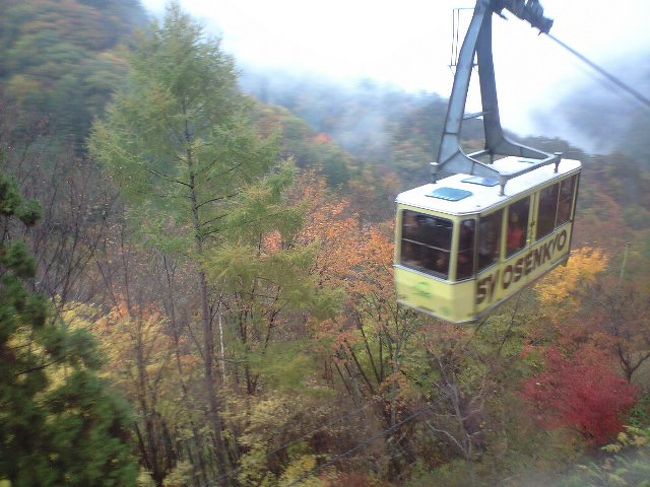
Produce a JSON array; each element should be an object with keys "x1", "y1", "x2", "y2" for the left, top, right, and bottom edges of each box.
[
  {"x1": 461, "y1": 176, "x2": 500, "y2": 187},
  {"x1": 427, "y1": 187, "x2": 472, "y2": 201}
]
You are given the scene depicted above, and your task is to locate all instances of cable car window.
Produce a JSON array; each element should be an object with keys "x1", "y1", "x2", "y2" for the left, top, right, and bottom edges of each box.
[
  {"x1": 457, "y1": 219, "x2": 476, "y2": 280},
  {"x1": 557, "y1": 175, "x2": 576, "y2": 224},
  {"x1": 507, "y1": 197, "x2": 530, "y2": 257},
  {"x1": 401, "y1": 210, "x2": 452, "y2": 279},
  {"x1": 536, "y1": 183, "x2": 559, "y2": 240},
  {"x1": 478, "y1": 210, "x2": 502, "y2": 272}
]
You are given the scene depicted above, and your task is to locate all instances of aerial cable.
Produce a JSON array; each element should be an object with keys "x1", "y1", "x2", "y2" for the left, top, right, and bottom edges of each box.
[{"x1": 545, "y1": 33, "x2": 650, "y2": 110}]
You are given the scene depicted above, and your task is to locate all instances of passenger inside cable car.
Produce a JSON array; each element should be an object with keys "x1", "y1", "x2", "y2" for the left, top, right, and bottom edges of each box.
[
  {"x1": 400, "y1": 210, "x2": 452, "y2": 278},
  {"x1": 478, "y1": 210, "x2": 501, "y2": 270},
  {"x1": 507, "y1": 198, "x2": 529, "y2": 256},
  {"x1": 457, "y1": 220, "x2": 475, "y2": 280}
]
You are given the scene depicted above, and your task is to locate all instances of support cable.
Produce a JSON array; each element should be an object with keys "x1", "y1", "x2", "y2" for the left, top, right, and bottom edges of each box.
[{"x1": 546, "y1": 33, "x2": 650, "y2": 110}]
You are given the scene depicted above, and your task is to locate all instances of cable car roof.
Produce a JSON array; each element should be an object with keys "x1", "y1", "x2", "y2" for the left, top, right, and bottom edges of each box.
[{"x1": 396, "y1": 156, "x2": 581, "y2": 216}]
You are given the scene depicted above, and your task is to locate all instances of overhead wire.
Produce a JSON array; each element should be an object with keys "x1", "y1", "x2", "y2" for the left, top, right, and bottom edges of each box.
[
  {"x1": 544, "y1": 33, "x2": 650, "y2": 110},
  {"x1": 450, "y1": 8, "x2": 474, "y2": 71}
]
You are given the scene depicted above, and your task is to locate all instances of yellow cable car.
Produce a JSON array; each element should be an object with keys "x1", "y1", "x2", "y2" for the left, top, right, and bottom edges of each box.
[
  {"x1": 394, "y1": 157, "x2": 580, "y2": 323},
  {"x1": 393, "y1": 0, "x2": 580, "y2": 322}
]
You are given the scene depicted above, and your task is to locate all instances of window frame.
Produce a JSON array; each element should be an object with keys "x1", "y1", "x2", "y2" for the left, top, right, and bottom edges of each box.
[
  {"x1": 535, "y1": 174, "x2": 578, "y2": 241},
  {"x1": 506, "y1": 197, "x2": 530, "y2": 258},
  {"x1": 535, "y1": 182, "x2": 560, "y2": 240},
  {"x1": 456, "y1": 218, "x2": 477, "y2": 281},
  {"x1": 477, "y1": 209, "x2": 503, "y2": 273},
  {"x1": 399, "y1": 209, "x2": 454, "y2": 280},
  {"x1": 556, "y1": 175, "x2": 578, "y2": 226}
]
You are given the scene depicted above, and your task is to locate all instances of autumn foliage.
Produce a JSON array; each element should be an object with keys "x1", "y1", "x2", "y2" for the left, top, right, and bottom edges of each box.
[
  {"x1": 6, "y1": 0, "x2": 650, "y2": 484},
  {"x1": 535, "y1": 246, "x2": 608, "y2": 317},
  {"x1": 522, "y1": 348, "x2": 638, "y2": 445}
]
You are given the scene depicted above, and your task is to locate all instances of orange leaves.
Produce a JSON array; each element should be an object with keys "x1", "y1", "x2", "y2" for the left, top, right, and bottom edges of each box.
[
  {"x1": 84, "y1": 298, "x2": 195, "y2": 401},
  {"x1": 262, "y1": 230, "x2": 282, "y2": 254},
  {"x1": 293, "y1": 174, "x2": 363, "y2": 291},
  {"x1": 293, "y1": 173, "x2": 396, "y2": 303},
  {"x1": 294, "y1": 173, "x2": 400, "y2": 350},
  {"x1": 333, "y1": 330, "x2": 363, "y2": 351},
  {"x1": 531, "y1": 245, "x2": 649, "y2": 382},
  {"x1": 313, "y1": 133, "x2": 333, "y2": 145}
]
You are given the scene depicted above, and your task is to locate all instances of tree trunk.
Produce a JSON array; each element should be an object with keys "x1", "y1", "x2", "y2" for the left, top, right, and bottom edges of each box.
[
  {"x1": 187, "y1": 145, "x2": 231, "y2": 483},
  {"x1": 162, "y1": 255, "x2": 210, "y2": 485}
]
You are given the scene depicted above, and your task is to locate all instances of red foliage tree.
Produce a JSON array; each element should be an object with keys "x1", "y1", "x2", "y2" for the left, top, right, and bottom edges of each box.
[{"x1": 522, "y1": 348, "x2": 637, "y2": 445}]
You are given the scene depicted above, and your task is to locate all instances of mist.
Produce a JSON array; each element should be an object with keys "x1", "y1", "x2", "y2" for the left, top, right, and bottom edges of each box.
[
  {"x1": 139, "y1": 0, "x2": 650, "y2": 154},
  {"x1": 533, "y1": 50, "x2": 650, "y2": 158},
  {"x1": 238, "y1": 69, "x2": 444, "y2": 162}
]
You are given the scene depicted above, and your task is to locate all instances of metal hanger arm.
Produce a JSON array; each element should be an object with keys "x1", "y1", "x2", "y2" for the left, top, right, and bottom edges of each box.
[{"x1": 432, "y1": 0, "x2": 558, "y2": 191}]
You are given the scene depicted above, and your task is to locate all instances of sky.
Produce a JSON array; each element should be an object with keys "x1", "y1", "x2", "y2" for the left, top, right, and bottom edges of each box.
[{"x1": 139, "y1": 0, "x2": 650, "y2": 138}]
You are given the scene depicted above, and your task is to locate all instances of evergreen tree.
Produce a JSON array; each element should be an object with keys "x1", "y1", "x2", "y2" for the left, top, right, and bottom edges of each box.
[
  {"x1": 0, "y1": 167, "x2": 137, "y2": 486},
  {"x1": 89, "y1": 3, "x2": 281, "y2": 481}
]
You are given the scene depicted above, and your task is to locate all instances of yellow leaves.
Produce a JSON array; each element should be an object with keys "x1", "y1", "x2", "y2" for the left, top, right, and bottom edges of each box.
[
  {"x1": 162, "y1": 461, "x2": 194, "y2": 487},
  {"x1": 602, "y1": 426, "x2": 650, "y2": 456},
  {"x1": 535, "y1": 246, "x2": 608, "y2": 308},
  {"x1": 236, "y1": 397, "x2": 292, "y2": 441},
  {"x1": 602, "y1": 443, "x2": 623, "y2": 454},
  {"x1": 633, "y1": 433, "x2": 649, "y2": 448},
  {"x1": 228, "y1": 395, "x2": 332, "y2": 486},
  {"x1": 136, "y1": 470, "x2": 156, "y2": 487},
  {"x1": 278, "y1": 455, "x2": 322, "y2": 487},
  {"x1": 616, "y1": 426, "x2": 649, "y2": 449},
  {"x1": 605, "y1": 473, "x2": 628, "y2": 486},
  {"x1": 64, "y1": 299, "x2": 195, "y2": 417}
]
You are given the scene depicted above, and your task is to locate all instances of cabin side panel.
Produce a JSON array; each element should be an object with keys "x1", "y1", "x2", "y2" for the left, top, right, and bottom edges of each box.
[
  {"x1": 475, "y1": 221, "x2": 572, "y2": 315},
  {"x1": 394, "y1": 267, "x2": 476, "y2": 322}
]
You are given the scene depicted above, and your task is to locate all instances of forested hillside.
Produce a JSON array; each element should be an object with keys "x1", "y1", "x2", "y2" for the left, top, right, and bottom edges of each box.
[
  {"x1": 1, "y1": 0, "x2": 146, "y2": 145},
  {"x1": 1, "y1": 2, "x2": 649, "y2": 487},
  {"x1": 241, "y1": 73, "x2": 485, "y2": 188}
]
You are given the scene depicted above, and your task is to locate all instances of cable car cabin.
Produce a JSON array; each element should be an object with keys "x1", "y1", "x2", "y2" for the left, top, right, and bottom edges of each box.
[{"x1": 394, "y1": 157, "x2": 581, "y2": 323}]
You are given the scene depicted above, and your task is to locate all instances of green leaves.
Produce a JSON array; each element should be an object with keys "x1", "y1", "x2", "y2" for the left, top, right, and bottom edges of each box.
[
  {"x1": 0, "y1": 168, "x2": 137, "y2": 486},
  {"x1": 15, "y1": 199, "x2": 42, "y2": 227},
  {"x1": 89, "y1": 4, "x2": 281, "y2": 255},
  {"x1": 1, "y1": 0, "x2": 143, "y2": 139},
  {"x1": 2, "y1": 242, "x2": 36, "y2": 279},
  {"x1": 0, "y1": 174, "x2": 22, "y2": 216},
  {"x1": 206, "y1": 242, "x2": 327, "y2": 313},
  {"x1": 218, "y1": 163, "x2": 302, "y2": 243}
]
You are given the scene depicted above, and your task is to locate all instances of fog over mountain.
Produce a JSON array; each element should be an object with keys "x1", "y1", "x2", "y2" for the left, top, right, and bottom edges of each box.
[
  {"x1": 534, "y1": 51, "x2": 650, "y2": 159},
  {"x1": 238, "y1": 69, "x2": 443, "y2": 162},
  {"x1": 140, "y1": 0, "x2": 650, "y2": 147}
]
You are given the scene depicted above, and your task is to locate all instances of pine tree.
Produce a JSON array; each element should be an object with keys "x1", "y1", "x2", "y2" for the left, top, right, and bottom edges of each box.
[
  {"x1": 0, "y1": 167, "x2": 137, "y2": 486},
  {"x1": 89, "y1": 3, "x2": 281, "y2": 480}
]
